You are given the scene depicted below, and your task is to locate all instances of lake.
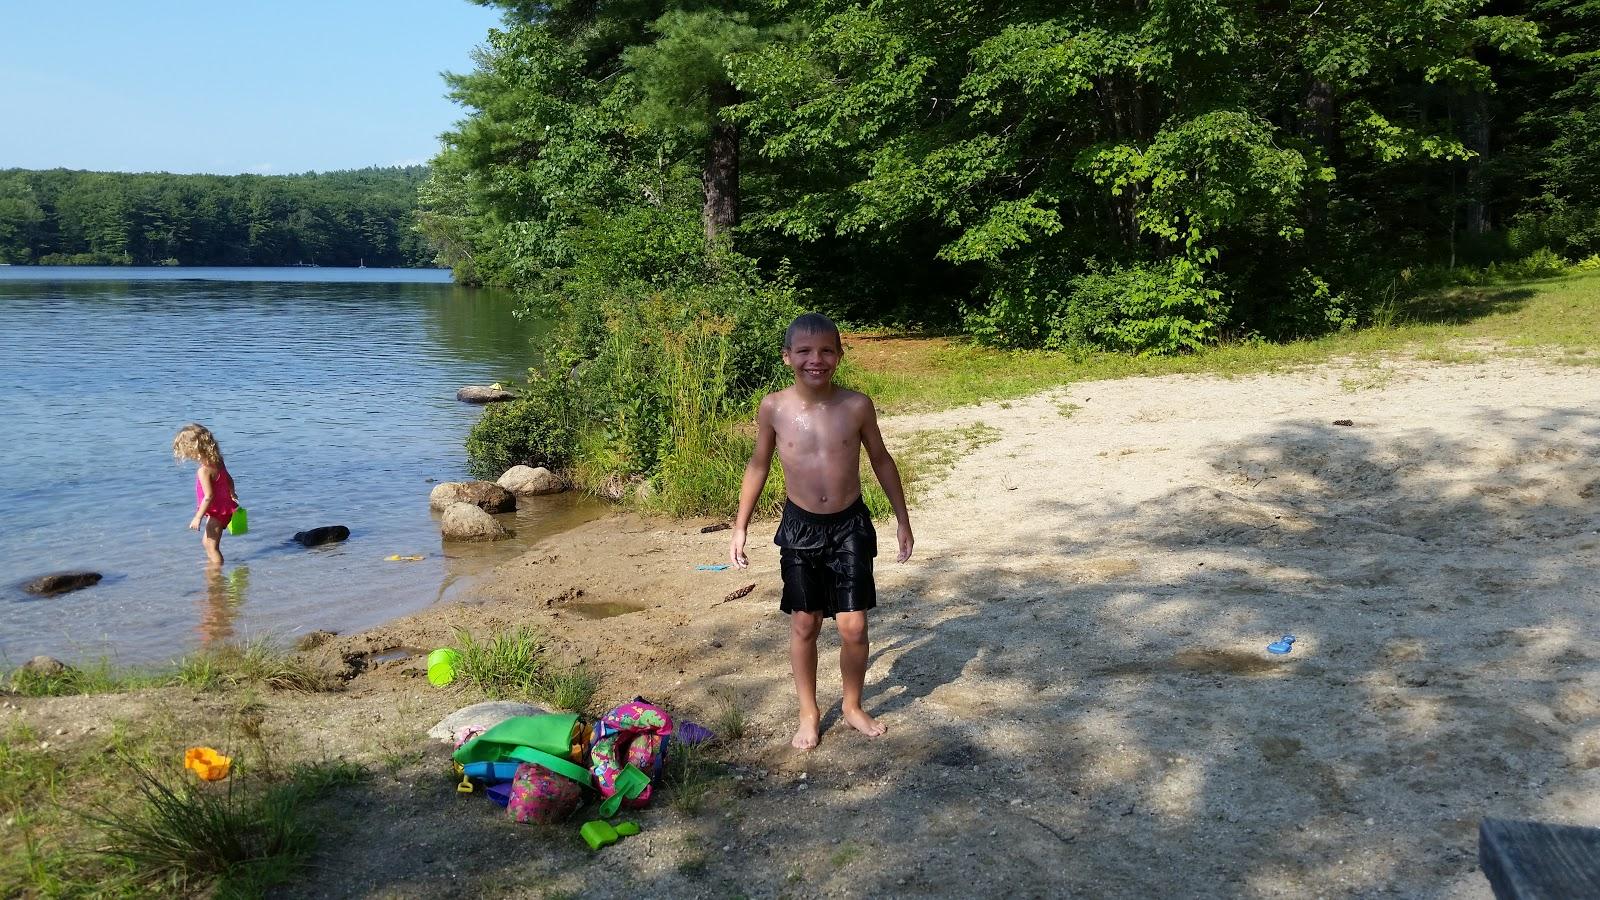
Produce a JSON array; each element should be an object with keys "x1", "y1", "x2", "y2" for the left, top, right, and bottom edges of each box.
[{"x1": 0, "y1": 266, "x2": 596, "y2": 666}]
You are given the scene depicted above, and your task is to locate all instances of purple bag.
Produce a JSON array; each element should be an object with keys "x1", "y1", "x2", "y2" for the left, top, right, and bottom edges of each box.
[{"x1": 506, "y1": 762, "x2": 581, "y2": 824}]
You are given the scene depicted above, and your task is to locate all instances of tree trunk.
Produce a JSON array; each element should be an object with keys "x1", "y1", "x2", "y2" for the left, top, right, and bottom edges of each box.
[
  {"x1": 1302, "y1": 79, "x2": 1338, "y2": 239},
  {"x1": 702, "y1": 81, "x2": 740, "y2": 246},
  {"x1": 1464, "y1": 91, "x2": 1491, "y2": 237}
]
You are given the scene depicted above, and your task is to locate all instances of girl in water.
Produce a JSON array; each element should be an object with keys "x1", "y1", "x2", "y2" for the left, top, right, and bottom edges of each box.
[{"x1": 173, "y1": 424, "x2": 240, "y2": 567}]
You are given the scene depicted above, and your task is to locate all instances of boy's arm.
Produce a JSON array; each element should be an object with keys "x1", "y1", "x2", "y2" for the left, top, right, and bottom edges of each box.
[
  {"x1": 730, "y1": 396, "x2": 779, "y2": 569},
  {"x1": 860, "y1": 397, "x2": 914, "y2": 562}
]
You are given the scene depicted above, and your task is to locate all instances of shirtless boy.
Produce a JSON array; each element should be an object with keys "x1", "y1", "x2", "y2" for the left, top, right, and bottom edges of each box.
[{"x1": 730, "y1": 313, "x2": 914, "y2": 750}]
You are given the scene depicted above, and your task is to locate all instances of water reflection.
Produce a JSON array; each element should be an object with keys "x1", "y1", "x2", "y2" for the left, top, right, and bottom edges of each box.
[{"x1": 198, "y1": 565, "x2": 250, "y2": 646}]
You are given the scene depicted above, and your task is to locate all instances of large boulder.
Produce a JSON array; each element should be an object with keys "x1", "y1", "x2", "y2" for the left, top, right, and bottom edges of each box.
[
  {"x1": 441, "y1": 502, "x2": 509, "y2": 541},
  {"x1": 427, "y1": 700, "x2": 549, "y2": 742},
  {"x1": 23, "y1": 572, "x2": 101, "y2": 596},
  {"x1": 456, "y1": 385, "x2": 516, "y2": 404},
  {"x1": 429, "y1": 481, "x2": 516, "y2": 513},
  {"x1": 496, "y1": 465, "x2": 567, "y2": 496}
]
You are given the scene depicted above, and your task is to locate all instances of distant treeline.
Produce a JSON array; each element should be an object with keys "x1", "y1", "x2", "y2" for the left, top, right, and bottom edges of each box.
[{"x1": 0, "y1": 166, "x2": 437, "y2": 267}]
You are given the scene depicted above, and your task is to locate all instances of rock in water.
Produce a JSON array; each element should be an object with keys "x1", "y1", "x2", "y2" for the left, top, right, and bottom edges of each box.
[
  {"x1": 456, "y1": 385, "x2": 516, "y2": 404},
  {"x1": 427, "y1": 700, "x2": 548, "y2": 742},
  {"x1": 440, "y1": 502, "x2": 509, "y2": 541},
  {"x1": 429, "y1": 481, "x2": 517, "y2": 513},
  {"x1": 293, "y1": 526, "x2": 350, "y2": 547},
  {"x1": 496, "y1": 465, "x2": 567, "y2": 496},
  {"x1": 23, "y1": 572, "x2": 102, "y2": 596}
]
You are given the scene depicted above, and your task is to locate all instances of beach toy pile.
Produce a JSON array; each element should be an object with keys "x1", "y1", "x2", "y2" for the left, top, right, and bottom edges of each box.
[{"x1": 447, "y1": 698, "x2": 713, "y2": 846}]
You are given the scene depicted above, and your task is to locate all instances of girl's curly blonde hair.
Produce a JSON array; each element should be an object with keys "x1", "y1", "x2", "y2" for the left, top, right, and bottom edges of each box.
[{"x1": 172, "y1": 423, "x2": 224, "y2": 467}]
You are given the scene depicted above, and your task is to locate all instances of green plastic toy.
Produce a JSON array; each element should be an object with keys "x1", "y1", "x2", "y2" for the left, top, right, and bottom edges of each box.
[
  {"x1": 452, "y1": 714, "x2": 591, "y2": 784},
  {"x1": 581, "y1": 820, "x2": 619, "y2": 851},
  {"x1": 426, "y1": 648, "x2": 459, "y2": 686},
  {"x1": 227, "y1": 507, "x2": 248, "y2": 536},
  {"x1": 581, "y1": 819, "x2": 641, "y2": 850},
  {"x1": 597, "y1": 764, "x2": 651, "y2": 818}
]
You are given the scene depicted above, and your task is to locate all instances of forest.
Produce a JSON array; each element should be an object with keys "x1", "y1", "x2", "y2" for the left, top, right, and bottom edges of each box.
[
  {"x1": 425, "y1": 0, "x2": 1600, "y2": 350},
  {"x1": 420, "y1": 0, "x2": 1599, "y2": 502},
  {"x1": 0, "y1": 166, "x2": 436, "y2": 267}
]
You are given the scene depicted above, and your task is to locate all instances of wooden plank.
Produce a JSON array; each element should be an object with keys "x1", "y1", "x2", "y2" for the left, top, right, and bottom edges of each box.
[{"x1": 1479, "y1": 817, "x2": 1600, "y2": 899}]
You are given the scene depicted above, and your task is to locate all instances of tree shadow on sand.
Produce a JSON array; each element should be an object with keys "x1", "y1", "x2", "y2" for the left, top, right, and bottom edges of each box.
[{"x1": 284, "y1": 403, "x2": 1600, "y2": 898}]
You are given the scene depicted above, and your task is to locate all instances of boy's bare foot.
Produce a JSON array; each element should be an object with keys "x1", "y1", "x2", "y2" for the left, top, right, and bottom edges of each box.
[
  {"x1": 791, "y1": 711, "x2": 821, "y2": 750},
  {"x1": 842, "y1": 706, "x2": 886, "y2": 737}
]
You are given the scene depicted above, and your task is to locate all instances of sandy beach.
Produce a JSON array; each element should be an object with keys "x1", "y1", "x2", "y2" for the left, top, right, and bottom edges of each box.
[{"x1": 10, "y1": 353, "x2": 1600, "y2": 898}]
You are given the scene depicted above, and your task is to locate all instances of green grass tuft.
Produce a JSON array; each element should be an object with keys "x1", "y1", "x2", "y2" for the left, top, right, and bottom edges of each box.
[
  {"x1": 543, "y1": 666, "x2": 598, "y2": 712},
  {"x1": 453, "y1": 627, "x2": 596, "y2": 709},
  {"x1": 454, "y1": 626, "x2": 549, "y2": 700},
  {"x1": 7, "y1": 659, "x2": 160, "y2": 697},
  {"x1": 84, "y1": 758, "x2": 316, "y2": 896},
  {"x1": 169, "y1": 641, "x2": 338, "y2": 693}
]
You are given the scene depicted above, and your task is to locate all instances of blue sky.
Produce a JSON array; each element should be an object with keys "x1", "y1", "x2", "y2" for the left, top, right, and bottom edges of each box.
[{"x1": 0, "y1": 0, "x2": 503, "y2": 175}]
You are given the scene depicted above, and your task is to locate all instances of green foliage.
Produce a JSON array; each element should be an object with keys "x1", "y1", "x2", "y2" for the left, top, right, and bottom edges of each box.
[
  {"x1": 452, "y1": 626, "x2": 595, "y2": 708},
  {"x1": 464, "y1": 374, "x2": 581, "y2": 478},
  {"x1": 169, "y1": 641, "x2": 340, "y2": 694},
  {"x1": 85, "y1": 758, "x2": 316, "y2": 896},
  {"x1": 7, "y1": 659, "x2": 156, "y2": 697},
  {"x1": 437, "y1": 0, "x2": 1598, "y2": 354},
  {"x1": 0, "y1": 166, "x2": 434, "y2": 267},
  {"x1": 453, "y1": 626, "x2": 549, "y2": 701},
  {"x1": 967, "y1": 259, "x2": 1227, "y2": 355}
]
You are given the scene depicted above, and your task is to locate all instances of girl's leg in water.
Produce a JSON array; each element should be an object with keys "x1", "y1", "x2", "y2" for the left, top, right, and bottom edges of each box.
[{"x1": 201, "y1": 518, "x2": 225, "y2": 568}]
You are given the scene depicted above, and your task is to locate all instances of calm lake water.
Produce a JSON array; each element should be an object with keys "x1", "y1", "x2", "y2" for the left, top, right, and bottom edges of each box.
[{"x1": 0, "y1": 266, "x2": 597, "y2": 666}]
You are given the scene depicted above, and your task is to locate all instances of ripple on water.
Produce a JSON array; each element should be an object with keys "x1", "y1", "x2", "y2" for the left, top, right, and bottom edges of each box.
[{"x1": 0, "y1": 269, "x2": 605, "y2": 665}]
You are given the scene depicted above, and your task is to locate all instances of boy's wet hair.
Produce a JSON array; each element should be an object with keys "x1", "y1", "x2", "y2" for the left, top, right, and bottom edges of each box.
[{"x1": 784, "y1": 312, "x2": 842, "y2": 350}]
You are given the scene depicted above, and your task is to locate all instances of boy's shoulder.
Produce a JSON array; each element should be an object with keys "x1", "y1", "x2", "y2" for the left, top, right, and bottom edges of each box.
[{"x1": 761, "y1": 385, "x2": 871, "y2": 409}]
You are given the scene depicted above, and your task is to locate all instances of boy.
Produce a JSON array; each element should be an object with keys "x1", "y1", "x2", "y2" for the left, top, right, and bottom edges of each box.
[{"x1": 730, "y1": 313, "x2": 914, "y2": 750}]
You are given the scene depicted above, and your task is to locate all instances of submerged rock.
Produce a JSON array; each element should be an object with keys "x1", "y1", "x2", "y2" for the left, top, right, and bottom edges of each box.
[
  {"x1": 440, "y1": 502, "x2": 509, "y2": 541},
  {"x1": 427, "y1": 700, "x2": 548, "y2": 742},
  {"x1": 293, "y1": 525, "x2": 350, "y2": 547},
  {"x1": 496, "y1": 465, "x2": 566, "y2": 496},
  {"x1": 429, "y1": 481, "x2": 516, "y2": 513},
  {"x1": 23, "y1": 572, "x2": 102, "y2": 596},
  {"x1": 456, "y1": 385, "x2": 516, "y2": 404}
]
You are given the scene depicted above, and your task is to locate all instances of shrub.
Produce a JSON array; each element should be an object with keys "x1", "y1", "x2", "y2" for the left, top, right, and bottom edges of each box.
[
  {"x1": 966, "y1": 258, "x2": 1227, "y2": 355},
  {"x1": 465, "y1": 373, "x2": 582, "y2": 479},
  {"x1": 468, "y1": 250, "x2": 802, "y2": 514}
]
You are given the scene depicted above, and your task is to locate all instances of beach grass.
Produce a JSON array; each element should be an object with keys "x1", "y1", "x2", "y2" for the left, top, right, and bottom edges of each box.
[{"x1": 452, "y1": 626, "x2": 597, "y2": 711}]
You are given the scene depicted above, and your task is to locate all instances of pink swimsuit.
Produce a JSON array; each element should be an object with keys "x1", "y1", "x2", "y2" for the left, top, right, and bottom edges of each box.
[{"x1": 196, "y1": 466, "x2": 238, "y2": 524}]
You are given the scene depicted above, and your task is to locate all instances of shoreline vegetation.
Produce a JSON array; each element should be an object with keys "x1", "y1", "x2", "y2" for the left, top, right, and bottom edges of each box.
[
  {"x1": 426, "y1": 0, "x2": 1600, "y2": 529},
  {"x1": 471, "y1": 265, "x2": 1600, "y2": 520},
  {"x1": 0, "y1": 166, "x2": 435, "y2": 268}
]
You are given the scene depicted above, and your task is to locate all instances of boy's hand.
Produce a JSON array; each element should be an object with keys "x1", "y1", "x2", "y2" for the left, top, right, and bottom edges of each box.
[
  {"x1": 730, "y1": 527, "x2": 748, "y2": 569},
  {"x1": 896, "y1": 521, "x2": 914, "y2": 562}
]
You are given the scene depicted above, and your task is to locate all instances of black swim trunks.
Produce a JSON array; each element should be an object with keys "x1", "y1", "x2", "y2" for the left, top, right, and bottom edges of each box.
[{"x1": 773, "y1": 497, "x2": 877, "y2": 618}]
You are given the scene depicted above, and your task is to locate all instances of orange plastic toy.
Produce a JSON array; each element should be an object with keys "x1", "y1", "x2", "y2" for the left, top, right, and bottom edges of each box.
[{"x1": 184, "y1": 747, "x2": 232, "y2": 781}]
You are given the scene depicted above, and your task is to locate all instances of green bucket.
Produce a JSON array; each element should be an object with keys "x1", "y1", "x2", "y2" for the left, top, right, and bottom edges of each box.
[
  {"x1": 227, "y1": 507, "x2": 248, "y2": 536},
  {"x1": 426, "y1": 648, "x2": 459, "y2": 686}
]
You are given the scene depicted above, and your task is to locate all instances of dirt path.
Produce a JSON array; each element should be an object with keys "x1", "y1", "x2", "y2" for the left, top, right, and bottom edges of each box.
[{"x1": 12, "y1": 354, "x2": 1600, "y2": 898}]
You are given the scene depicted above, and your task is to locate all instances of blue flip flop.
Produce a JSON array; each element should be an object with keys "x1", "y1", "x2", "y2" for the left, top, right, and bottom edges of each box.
[
  {"x1": 1266, "y1": 634, "x2": 1297, "y2": 655},
  {"x1": 695, "y1": 564, "x2": 731, "y2": 572}
]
